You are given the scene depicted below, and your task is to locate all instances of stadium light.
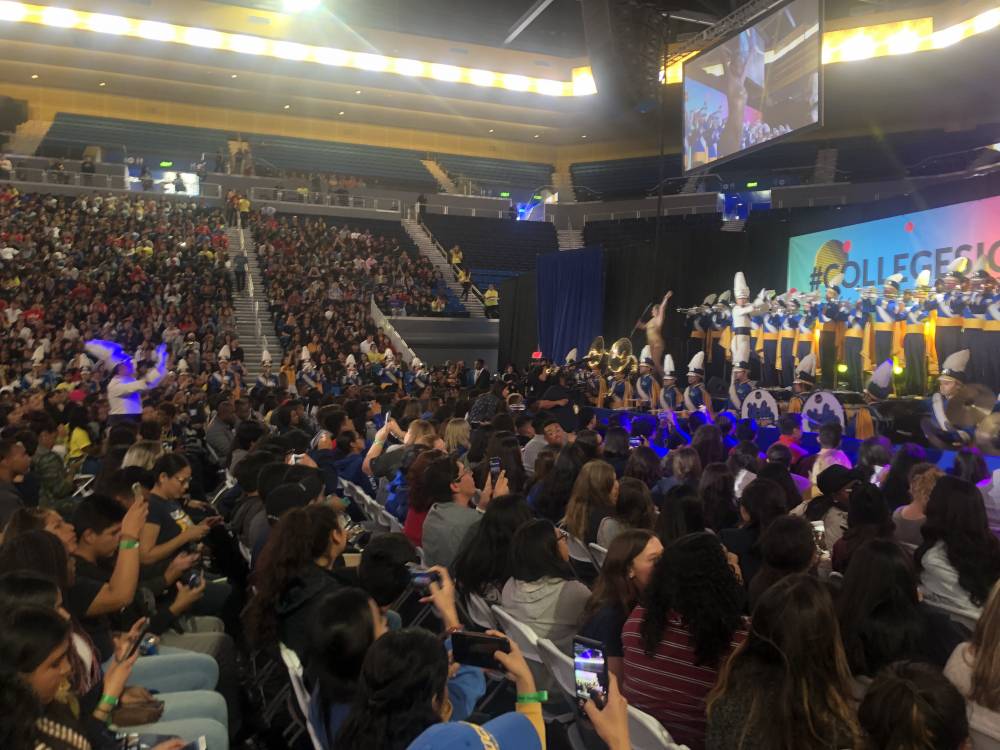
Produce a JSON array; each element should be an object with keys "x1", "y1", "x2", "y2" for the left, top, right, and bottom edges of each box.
[
  {"x1": 393, "y1": 58, "x2": 426, "y2": 76},
  {"x1": 86, "y1": 13, "x2": 130, "y2": 34},
  {"x1": 355, "y1": 53, "x2": 389, "y2": 72},
  {"x1": 430, "y1": 64, "x2": 461, "y2": 82},
  {"x1": 229, "y1": 34, "x2": 268, "y2": 55},
  {"x1": 314, "y1": 46, "x2": 350, "y2": 66},
  {"x1": 273, "y1": 40, "x2": 308, "y2": 60},
  {"x1": 137, "y1": 20, "x2": 176, "y2": 42},
  {"x1": 183, "y1": 27, "x2": 223, "y2": 49},
  {"x1": 40, "y1": 6, "x2": 77, "y2": 26},
  {"x1": 0, "y1": 2, "x2": 27, "y2": 22}
]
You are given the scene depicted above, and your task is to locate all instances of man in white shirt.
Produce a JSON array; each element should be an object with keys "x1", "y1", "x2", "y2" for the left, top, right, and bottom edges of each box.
[{"x1": 85, "y1": 340, "x2": 167, "y2": 424}]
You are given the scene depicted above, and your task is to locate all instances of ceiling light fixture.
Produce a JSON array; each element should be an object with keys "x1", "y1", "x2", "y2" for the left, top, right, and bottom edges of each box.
[
  {"x1": 30, "y1": 73, "x2": 38, "y2": 79},
  {"x1": 283, "y1": 103, "x2": 291, "y2": 109},
  {"x1": 98, "y1": 81, "x2": 106, "y2": 86},
  {"x1": 231, "y1": 73, "x2": 238, "y2": 78},
  {"x1": 338, "y1": 110, "x2": 345, "y2": 115}
]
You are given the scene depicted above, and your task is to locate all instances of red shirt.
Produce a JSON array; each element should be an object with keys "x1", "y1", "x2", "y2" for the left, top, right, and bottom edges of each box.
[
  {"x1": 403, "y1": 508, "x2": 428, "y2": 548},
  {"x1": 622, "y1": 606, "x2": 748, "y2": 749},
  {"x1": 777, "y1": 434, "x2": 809, "y2": 462}
]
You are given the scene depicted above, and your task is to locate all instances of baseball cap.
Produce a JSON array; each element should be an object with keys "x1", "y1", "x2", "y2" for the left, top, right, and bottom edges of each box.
[
  {"x1": 264, "y1": 480, "x2": 321, "y2": 521},
  {"x1": 817, "y1": 465, "x2": 862, "y2": 496},
  {"x1": 406, "y1": 714, "x2": 541, "y2": 750}
]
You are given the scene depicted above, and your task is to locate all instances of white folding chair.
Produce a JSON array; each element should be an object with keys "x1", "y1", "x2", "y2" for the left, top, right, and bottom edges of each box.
[
  {"x1": 491, "y1": 605, "x2": 541, "y2": 664},
  {"x1": 588, "y1": 543, "x2": 608, "y2": 568},
  {"x1": 565, "y1": 533, "x2": 596, "y2": 567},
  {"x1": 278, "y1": 643, "x2": 324, "y2": 750},
  {"x1": 72, "y1": 474, "x2": 95, "y2": 498},
  {"x1": 628, "y1": 705, "x2": 682, "y2": 750},
  {"x1": 379, "y1": 508, "x2": 404, "y2": 534},
  {"x1": 536, "y1": 637, "x2": 575, "y2": 700},
  {"x1": 465, "y1": 591, "x2": 499, "y2": 630}
]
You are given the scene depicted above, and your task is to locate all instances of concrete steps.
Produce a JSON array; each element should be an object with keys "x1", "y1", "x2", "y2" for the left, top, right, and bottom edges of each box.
[
  {"x1": 400, "y1": 218, "x2": 485, "y2": 317},
  {"x1": 7, "y1": 119, "x2": 53, "y2": 156},
  {"x1": 557, "y1": 228, "x2": 584, "y2": 251},
  {"x1": 420, "y1": 159, "x2": 457, "y2": 193},
  {"x1": 225, "y1": 225, "x2": 273, "y2": 378}
]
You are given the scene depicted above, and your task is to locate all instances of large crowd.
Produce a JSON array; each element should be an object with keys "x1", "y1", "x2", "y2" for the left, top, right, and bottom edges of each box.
[{"x1": 2, "y1": 183, "x2": 1000, "y2": 750}]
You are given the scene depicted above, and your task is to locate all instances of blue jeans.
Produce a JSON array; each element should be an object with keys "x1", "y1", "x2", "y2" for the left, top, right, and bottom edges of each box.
[
  {"x1": 110, "y1": 648, "x2": 219, "y2": 692},
  {"x1": 126, "y1": 690, "x2": 228, "y2": 750}
]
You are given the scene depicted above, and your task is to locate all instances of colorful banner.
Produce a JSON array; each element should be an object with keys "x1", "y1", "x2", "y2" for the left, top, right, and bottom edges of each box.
[{"x1": 787, "y1": 195, "x2": 1000, "y2": 299}]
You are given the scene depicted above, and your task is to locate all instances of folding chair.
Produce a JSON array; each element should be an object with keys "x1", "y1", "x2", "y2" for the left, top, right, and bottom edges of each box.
[
  {"x1": 588, "y1": 543, "x2": 608, "y2": 568},
  {"x1": 465, "y1": 591, "x2": 499, "y2": 630},
  {"x1": 278, "y1": 643, "x2": 324, "y2": 750},
  {"x1": 628, "y1": 705, "x2": 683, "y2": 750},
  {"x1": 565, "y1": 533, "x2": 596, "y2": 567},
  {"x1": 379, "y1": 508, "x2": 404, "y2": 534}
]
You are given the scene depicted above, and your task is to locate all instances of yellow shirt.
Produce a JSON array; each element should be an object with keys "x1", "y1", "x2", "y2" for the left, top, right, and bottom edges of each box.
[
  {"x1": 484, "y1": 289, "x2": 499, "y2": 307},
  {"x1": 68, "y1": 426, "x2": 92, "y2": 460},
  {"x1": 238, "y1": 198, "x2": 251, "y2": 212}
]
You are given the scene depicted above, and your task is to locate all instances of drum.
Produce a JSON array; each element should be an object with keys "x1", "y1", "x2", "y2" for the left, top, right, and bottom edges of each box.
[
  {"x1": 801, "y1": 390, "x2": 846, "y2": 429},
  {"x1": 741, "y1": 389, "x2": 781, "y2": 425}
]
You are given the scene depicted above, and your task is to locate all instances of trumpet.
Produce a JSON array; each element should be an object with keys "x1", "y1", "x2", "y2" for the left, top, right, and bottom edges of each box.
[{"x1": 676, "y1": 305, "x2": 709, "y2": 315}]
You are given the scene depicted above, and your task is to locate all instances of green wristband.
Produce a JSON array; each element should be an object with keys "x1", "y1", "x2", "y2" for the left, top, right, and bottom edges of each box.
[
  {"x1": 119, "y1": 539, "x2": 139, "y2": 550},
  {"x1": 99, "y1": 693, "x2": 119, "y2": 708},
  {"x1": 516, "y1": 691, "x2": 548, "y2": 703}
]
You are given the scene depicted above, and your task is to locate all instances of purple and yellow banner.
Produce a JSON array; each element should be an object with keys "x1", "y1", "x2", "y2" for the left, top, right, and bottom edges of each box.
[{"x1": 788, "y1": 195, "x2": 1000, "y2": 298}]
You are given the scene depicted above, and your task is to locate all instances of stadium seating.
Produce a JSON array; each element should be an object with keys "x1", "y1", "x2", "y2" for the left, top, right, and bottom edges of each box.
[
  {"x1": 434, "y1": 153, "x2": 552, "y2": 193},
  {"x1": 422, "y1": 214, "x2": 558, "y2": 286},
  {"x1": 571, "y1": 154, "x2": 684, "y2": 201}
]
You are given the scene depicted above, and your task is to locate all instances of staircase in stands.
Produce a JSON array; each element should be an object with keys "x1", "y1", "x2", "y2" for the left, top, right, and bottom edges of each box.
[
  {"x1": 399, "y1": 217, "x2": 485, "y2": 317},
  {"x1": 551, "y1": 167, "x2": 576, "y2": 202},
  {"x1": 225, "y1": 225, "x2": 273, "y2": 379},
  {"x1": 557, "y1": 228, "x2": 584, "y2": 251},
  {"x1": 420, "y1": 159, "x2": 458, "y2": 193},
  {"x1": 7, "y1": 119, "x2": 53, "y2": 156}
]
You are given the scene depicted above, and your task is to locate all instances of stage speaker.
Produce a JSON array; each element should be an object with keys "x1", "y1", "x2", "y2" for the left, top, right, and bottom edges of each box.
[{"x1": 580, "y1": 0, "x2": 666, "y2": 113}]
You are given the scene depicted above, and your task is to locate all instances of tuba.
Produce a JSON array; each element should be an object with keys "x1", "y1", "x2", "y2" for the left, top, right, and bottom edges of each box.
[
  {"x1": 585, "y1": 336, "x2": 607, "y2": 370},
  {"x1": 607, "y1": 338, "x2": 637, "y2": 377}
]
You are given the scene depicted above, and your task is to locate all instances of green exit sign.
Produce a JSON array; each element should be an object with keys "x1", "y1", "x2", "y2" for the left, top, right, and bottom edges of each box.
[
  {"x1": 159, "y1": 161, "x2": 174, "y2": 168},
  {"x1": 745, "y1": 181, "x2": 758, "y2": 188},
  {"x1": 499, "y1": 191, "x2": 511, "y2": 198}
]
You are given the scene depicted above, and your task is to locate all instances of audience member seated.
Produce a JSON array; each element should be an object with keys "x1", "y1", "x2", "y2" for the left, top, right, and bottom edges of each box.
[
  {"x1": 945, "y1": 579, "x2": 1000, "y2": 742},
  {"x1": 530, "y1": 444, "x2": 584, "y2": 523},
  {"x1": 655, "y1": 485, "x2": 706, "y2": 546},
  {"x1": 697, "y1": 463, "x2": 739, "y2": 532},
  {"x1": 596, "y1": 477, "x2": 656, "y2": 548},
  {"x1": 892, "y1": 462, "x2": 941, "y2": 548},
  {"x1": 655, "y1": 446, "x2": 702, "y2": 501},
  {"x1": 621, "y1": 445, "x2": 662, "y2": 491},
  {"x1": 880, "y1": 442, "x2": 927, "y2": 510},
  {"x1": 809, "y1": 422, "x2": 852, "y2": 496},
  {"x1": 472, "y1": 431, "x2": 528, "y2": 496},
  {"x1": 831, "y1": 483, "x2": 895, "y2": 574},
  {"x1": 838, "y1": 539, "x2": 965, "y2": 680},
  {"x1": 763, "y1": 442, "x2": 811, "y2": 502},
  {"x1": 400, "y1": 449, "x2": 443, "y2": 548},
  {"x1": 916, "y1": 475, "x2": 1000, "y2": 619},
  {"x1": 244, "y1": 503, "x2": 349, "y2": 660},
  {"x1": 452, "y1": 493, "x2": 533, "y2": 606},
  {"x1": 792, "y1": 464, "x2": 862, "y2": 549},
  {"x1": 500, "y1": 519, "x2": 591, "y2": 654},
  {"x1": 579, "y1": 530, "x2": 663, "y2": 683},
  {"x1": 334, "y1": 626, "x2": 541, "y2": 750},
  {"x1": 951, "y1": 446, "x2": 991, "y2": 486},
  {"x1": 707, "y1": 575, "x2": 863, "y2": 750},
  {"x1": 860, "y1": 660, "x2": 972, "y2": 750},
  {"x1": 563, "y1": 460, "x2": 618, "y2": 545},
  {"x1": 421, "y1": 452, "x2": 507, "y2": 568},
  {"x1": 719, "y1": 477, "x2": 787, "y2": 589},
  {"x1": 747, "y1": 514, "x2": 818, "y2": 609},
  {"x1": 622, "y1": 532, "x2": 748, "y2": 748}
]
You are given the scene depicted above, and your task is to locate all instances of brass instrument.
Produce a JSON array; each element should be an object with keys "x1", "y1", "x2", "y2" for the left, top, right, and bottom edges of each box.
[
  {"x1": 607, "y1": 338, "x2": 637, "y2": 376},
  {"x1": 585, "y1": 336, "x2": 606, "y2": 369}
]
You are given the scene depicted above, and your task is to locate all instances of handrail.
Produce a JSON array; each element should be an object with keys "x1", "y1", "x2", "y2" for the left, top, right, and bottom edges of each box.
[
  {"x1": 415, "y1": 215, "x2": 487, "y2": 306},
  {"x1": 370, "y1": 299, "x2": 418, "y2": 364}
]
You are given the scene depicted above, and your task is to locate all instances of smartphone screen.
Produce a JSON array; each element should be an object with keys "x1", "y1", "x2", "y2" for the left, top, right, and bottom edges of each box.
[
  {"x1": 406, "y1": 564, "x2": 440, "y2": 589},
  {"x1": 628, "y1": 436, "x2": 642, "y2": 448},
  {"x1": 489, "y1": 456, "x2": 501, "y2": 485},
  {"x1": 452, "y1": 631, "x2": 511, "y2": 670},
  {"x1": 574, "y1": 636, "x2": 608, "y2": 709},
  {"x1": 124, "y1": 621, "x2": 151, "y2": 661},
  {"x1": 180, "y1": 737, "x2": 207, "y2": 750}
]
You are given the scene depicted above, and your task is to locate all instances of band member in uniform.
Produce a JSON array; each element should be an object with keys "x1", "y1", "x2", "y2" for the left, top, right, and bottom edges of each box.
[
  {"x1": 817, "y1": 274, "x2": 845, "y2": 389},
  {"x1": 759, "y1": 295, "x2": 781, "y2": 387},
  {"x1": 686, "y1": 295, "x2": 715, "y2": 364},
  {"x1": 923, "y1": 349, "x2": 972, "y2": 446},
  {"x1": 728, "y1": 341, "x2": 753, "y2": 412},
  {"x1": 927, "y1": 258, "x2": 969, "y2": 370},
  {"x1": 607, "y1": 369, "x2": 632, "y2": 409},
  {"x1": 683, "y1": 351, "x2": 712, "y2": 417},
  {"x1": 842, "y1": 299, "x2": 867, "y2": 393},
  {"x1": 708, "y1": 291, "x2": 731, "y2": 381},
  {"x1": 633, "y1": 346, "x2": 660, "y2": 409},
  {"x1": 788, "y1": 353, "x2": 816, "y2": 414},
  {"x1": 778, "y1": 296, "x2": 800, "y2": 387},
  {"x1": 867, "y1": 273, "x2": 903, "y2": 366},
  {"x1": 85, "y1": 339, "x2": 168, "y2": 425},
  {"x1": 255, "y1": 351, "x2": 279, "y2": 389},
  {"x1": 863, "y1": 359, "x2": 894, "y2": 403},
  {"x1": 794, "y1": 299, "x2": 816, "y2": 374},
  {"x1": 659, "y1": 354, "x2": 684, "y2": 411},
  {"x1": 729, "y1": 272, "x2": 753, "y2": 374},
  {"x1": 409, "y1": 357, "x2": 430, "y2": 394},
  {"x1": 901, "y1": 272, "x2": 931, "y2": 396}
]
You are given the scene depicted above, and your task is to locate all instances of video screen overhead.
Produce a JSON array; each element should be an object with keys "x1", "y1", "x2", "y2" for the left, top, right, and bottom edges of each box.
[{"x1": 682, "y1": 0, "x2": 822, "y2": 172}]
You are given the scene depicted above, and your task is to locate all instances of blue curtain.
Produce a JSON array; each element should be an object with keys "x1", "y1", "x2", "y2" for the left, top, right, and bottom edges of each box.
[{"x1": 537, "y1": 246, "x2": 604, "y2": 364}]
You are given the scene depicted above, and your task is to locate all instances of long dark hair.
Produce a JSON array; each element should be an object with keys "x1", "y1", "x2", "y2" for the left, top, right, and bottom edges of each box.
[
  {"x1": 692, "y1": 424, "x2": 726, "y2": 468},
  {"x1": 335, "y1": 628, "x2": 448, "y2": 750},
  {"x1": 881, "y1": 443, "x2": 926, "y2": 510},
  {"x1": 837, "y1": 539, "x2": 924, "y2": 677},
  {"x1": 534, "y1": 444, "x2": 585, "y2": 523},
  {"x1": 739, "y1": 478, "x2": 787, "y2": 537},
  {"x1": 612, "y1": 478, "x2": 656, "y2": 530},
  {"x1": 584, "y1": 529, "x2": 655, "y2": 621},
  {"x1": 655, "y1": 484, "x2": 705, "y2": 545},
  {"x1": 623, "y1": 447, "x2": 661, "y2": 488},
  {"x1": 308, "y1": 588, "x2": 378, "y2": 710},
  {"x1": 452, "y1": 494, "x2": 533, "y2": 599},
  {"x1": 473, "y1": 433, "x2": 527, "y2": 494},
  {"x1": 698, "y1": 462, "x2": 739, "y2": 531},
  {"x1": 640, "y1": 532, "x2": 744, "y2": 666},
  {"x1": 916, "y1": 475, "x2": 1000, "y2": 607},
  {"x1": 0, "y1": 531, "x2": 70, "y2": 592},
  {"x1": 836, "y1": 484, "x2": 894, "y2": 574},
  {"x1": 950, "y1": 446, "x2": 989, "y2": 484},
  {"x1": 708, "y1": 575, "x2": 861, "y2": 750},
  {"x1": 602, "y1": 427, "x2": 629, "y2": 459},
  {"x1": 245, "y1": 504, "x2": 343, "y2": 646},
  {"x1": 509, "y1": 519, "x2": 574, "y2": 583}
]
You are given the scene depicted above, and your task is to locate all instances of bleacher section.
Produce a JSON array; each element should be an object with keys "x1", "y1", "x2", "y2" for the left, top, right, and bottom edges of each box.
[
  {"x1": 37, "y1": 113, "x2": 439, "y2": 192},
  {"x1": 583, "y1": 214, "x2": 722, "y2": 252},
  {"x1": 434, "y1": 153, "x2": 552, "y2": 193},
  {"x1": 571, "y1": 154, "x2": 684, "y2": 201},
  {"x1": 422, "y1": 214, "x2": 558, "y2": 290}
]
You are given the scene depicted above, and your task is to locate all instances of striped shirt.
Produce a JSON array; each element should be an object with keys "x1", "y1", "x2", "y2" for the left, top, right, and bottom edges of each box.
[{"x1": 622, "y1": 606, "x2": 748, "y2": 750}]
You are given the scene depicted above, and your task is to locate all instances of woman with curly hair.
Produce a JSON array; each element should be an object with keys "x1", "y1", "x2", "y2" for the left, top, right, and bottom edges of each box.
[
  {"x1": 622, "y1": 532, "x2": 747, "y2": 748},
  {"x1": 916, "y1": 475, "x2": 1000, "y2": 619},
  {"x1": 706, "y1": 575, "x2": 863, "y2": 750},
  {"x1": 892, "y1": 462, "x2": 942, "y2": 548},
  {"x1": 244, "y1": 503, "x2": 349, "y2": 660}
]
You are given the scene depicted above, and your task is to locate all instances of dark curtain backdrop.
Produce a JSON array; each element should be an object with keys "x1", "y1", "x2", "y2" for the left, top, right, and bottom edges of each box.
[
  {"x1": 603, "y1": 220, "x2": 792, "y2": 370},
  {"x1": 498, "y1": 271, "x2": 537, "y2": 369},
  {"x1": 537, "y1": 247, "x2": 605, "y2": 365}
]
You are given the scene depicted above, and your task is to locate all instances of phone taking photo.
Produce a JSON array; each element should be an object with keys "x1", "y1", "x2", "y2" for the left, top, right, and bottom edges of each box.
[
  {"x1": 451, "y1": 631, "x2": 511, "y2": 670},
  {"x1": 406, "y1": 563, "x2": 441, "y2": 589},
  {"x1": 489, "y1": 456, "x2": 501, "y2": 486},
  {"x1": 573, "y1": 636, "x2": 608, "y2": 710}
]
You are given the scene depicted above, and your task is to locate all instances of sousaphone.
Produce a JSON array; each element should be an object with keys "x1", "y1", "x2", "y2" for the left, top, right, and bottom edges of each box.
[
  {"x1": 607, "y1": 338, "x2": 637, "y2": 377},
  {"x1": 585, "y1": 336, "x2": 607, "y2": 370}
]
